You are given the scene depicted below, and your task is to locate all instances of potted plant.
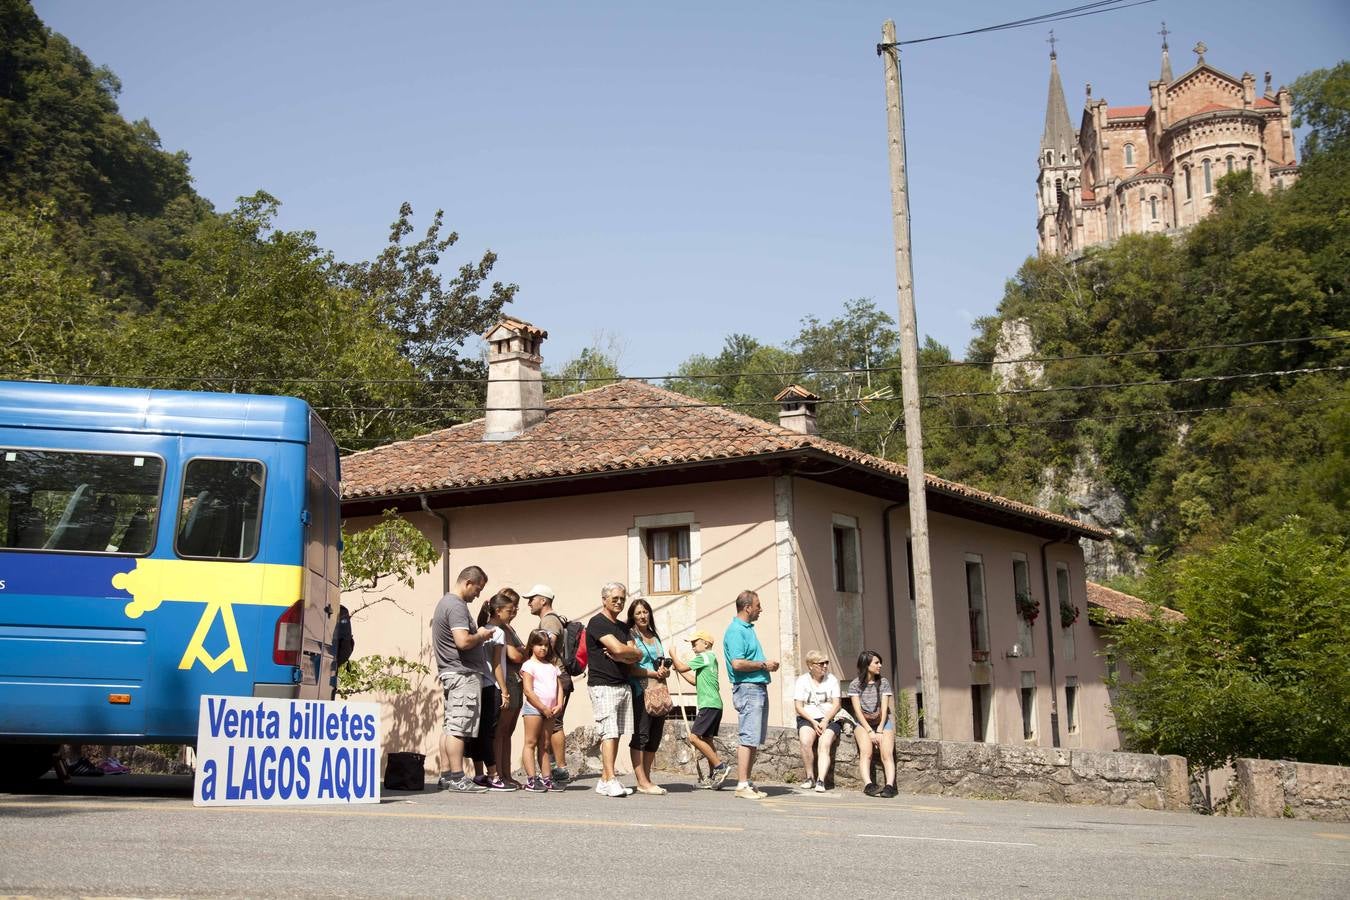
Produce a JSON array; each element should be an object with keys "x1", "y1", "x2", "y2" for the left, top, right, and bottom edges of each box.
[
  {"x1": 1059, "y1": 598, "x2": 1081, "y2": 628},
  {"x1": 1015, "y1": 591, "x2": 1040, "y2": 624}
]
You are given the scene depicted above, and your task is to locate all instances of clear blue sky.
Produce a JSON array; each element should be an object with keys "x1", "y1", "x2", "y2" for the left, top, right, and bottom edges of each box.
[{"x1": 34, "y1": 1, "x2": 1349, "y2": 376}]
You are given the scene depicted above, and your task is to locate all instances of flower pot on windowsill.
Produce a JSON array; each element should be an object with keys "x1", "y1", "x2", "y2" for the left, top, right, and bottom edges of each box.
[{"x1": 971, "y1": 650, "x2": 990, "y2": 663}]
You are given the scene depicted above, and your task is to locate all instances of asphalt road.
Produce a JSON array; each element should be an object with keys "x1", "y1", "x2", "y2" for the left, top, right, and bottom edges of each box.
[{"x1": 1, "y1": 773, "x2": 1347, "y2": 898}]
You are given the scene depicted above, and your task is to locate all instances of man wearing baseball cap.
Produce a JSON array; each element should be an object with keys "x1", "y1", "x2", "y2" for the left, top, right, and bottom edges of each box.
[
  {"x1": 670, "y1": 629, "x2": 730, "y2": 789},
  {"x1": 525, "y1": 584, "x2": 572, "y2": 783}
]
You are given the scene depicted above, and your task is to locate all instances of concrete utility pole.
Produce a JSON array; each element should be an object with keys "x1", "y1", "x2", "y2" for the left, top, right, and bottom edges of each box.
[{"x1": 879, "y1": 20, "x2": 942, "y2": 740}]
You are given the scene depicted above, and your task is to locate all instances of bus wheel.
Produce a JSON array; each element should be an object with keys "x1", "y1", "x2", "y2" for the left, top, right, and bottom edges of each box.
[{"x1": 0, "y1": 744, "x2": 58, "y2": 790}]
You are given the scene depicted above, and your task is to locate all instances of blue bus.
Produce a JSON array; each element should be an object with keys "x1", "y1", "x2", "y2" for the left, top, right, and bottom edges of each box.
[{"x1": 0, "y1": 381, "x2": 341, "y2": 784}]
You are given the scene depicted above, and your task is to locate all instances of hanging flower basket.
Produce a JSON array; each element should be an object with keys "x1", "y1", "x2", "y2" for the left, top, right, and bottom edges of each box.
[
  {"x1": 1015, "y1": 591, "x2": 1040, "y2": 624},
  {"x1": 1060, "y1": 599, "x2": 1081, "y2": 628}
]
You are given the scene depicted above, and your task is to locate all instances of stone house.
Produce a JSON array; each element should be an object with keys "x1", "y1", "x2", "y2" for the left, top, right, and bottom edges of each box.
[
  {"x1": 1037, "y1": 37, "x2": 1299, "y2": 256},
  {"x1": 340, "y1": 318, "x2": 1142, "y2": 767}
]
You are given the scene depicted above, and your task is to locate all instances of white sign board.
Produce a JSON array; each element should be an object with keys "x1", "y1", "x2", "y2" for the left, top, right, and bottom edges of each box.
[{"x1": 193, "y1": 695, "x2": 381, "y2": 807}]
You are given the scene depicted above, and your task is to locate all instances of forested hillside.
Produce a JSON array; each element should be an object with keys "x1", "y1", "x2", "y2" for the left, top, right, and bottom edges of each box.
[{"x1": 0, "y1": 0, "x2": 515, "y2": 450}]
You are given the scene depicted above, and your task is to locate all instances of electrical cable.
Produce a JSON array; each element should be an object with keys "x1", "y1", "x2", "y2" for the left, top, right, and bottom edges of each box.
[{"x1": 891, "y1": 0, "x2": 1159, "y2": 47}]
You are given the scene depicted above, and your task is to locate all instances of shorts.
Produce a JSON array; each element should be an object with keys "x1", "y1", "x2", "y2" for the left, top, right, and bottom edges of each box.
[
  {"x1": 733, "y1": 682, "x2": 768, "y2": 747},
  {"x1": 691, "y1": 706, "x2": 723, "y2": 739},
  {"x1": 796, "y1": 716, "x2": 844, "y2": 737},
  {"x1": 469, "y1": 683, "x2": 500, "y2": 766},
  {"x1": 630, "y1": 687, "x2": 666, "y2": 753},
  {"x1": 549, "y1": 687, "x2": 570, "y2": 734},
  {"x1": 441, "y1": 671, "x2": 481, "y2": 739},
  {"x1": 588, "y1": 683, "x2": 632, "y2": 741}
]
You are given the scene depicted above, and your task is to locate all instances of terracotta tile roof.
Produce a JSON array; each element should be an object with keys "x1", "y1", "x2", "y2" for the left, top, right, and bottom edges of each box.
[
  {"x1": 1086, "y1": 581, "x2": 1184, "y2": 623},
  {"x1": 1195, "y1": 102, "x2": 1233, "y2": 114},
  {"x1": 1107, "y1": 105, "x2": 1150, "y2": 118},
  {"x1": 1080, "y1": 185, "x2": 1096, "y2": 201},
  {"x1": 1254, "y1": 97, "x2": 1279, "y2": 109},
  {"x1": 342, "y1": 379, "x2": 1110, "y2": 539}
]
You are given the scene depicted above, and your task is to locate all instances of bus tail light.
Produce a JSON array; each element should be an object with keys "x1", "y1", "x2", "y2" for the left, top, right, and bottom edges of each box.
[{"x1": 273, "y1": 600, "x2": 303, "y2": 666}]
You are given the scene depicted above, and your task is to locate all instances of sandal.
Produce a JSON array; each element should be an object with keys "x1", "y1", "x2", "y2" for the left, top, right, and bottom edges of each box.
[{"x1": 635, "y1": 784, "x2": 668, "y2": 795}]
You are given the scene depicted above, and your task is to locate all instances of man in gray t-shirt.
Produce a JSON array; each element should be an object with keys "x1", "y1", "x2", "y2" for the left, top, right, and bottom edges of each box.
[{"x1": 431, "y1": 565, "x2": 493, "y2": 792}]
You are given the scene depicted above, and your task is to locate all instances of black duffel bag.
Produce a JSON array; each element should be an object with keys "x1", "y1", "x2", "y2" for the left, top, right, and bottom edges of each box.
[{"x1": 384, "y1": 752, "x2": 426, "y2": 791}]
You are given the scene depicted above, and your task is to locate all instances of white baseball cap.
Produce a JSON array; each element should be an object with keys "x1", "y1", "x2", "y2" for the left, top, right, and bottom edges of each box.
[{"x1": 524, "y1": 584, "x2": 555, "y2": 601}]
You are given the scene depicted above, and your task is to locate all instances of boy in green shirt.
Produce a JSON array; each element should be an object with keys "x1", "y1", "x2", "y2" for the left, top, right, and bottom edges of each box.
[{"x1": 671, "y1": 630, "x2": 730, "y2": 789}]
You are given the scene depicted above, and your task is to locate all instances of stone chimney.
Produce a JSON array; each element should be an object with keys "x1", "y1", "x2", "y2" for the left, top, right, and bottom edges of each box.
[
  {"x1": 774, "y1": 384, "x2": 820, "y2": 435},
  {"x1": 483, "y1": 317, "x2": 548, "y2": 441}
]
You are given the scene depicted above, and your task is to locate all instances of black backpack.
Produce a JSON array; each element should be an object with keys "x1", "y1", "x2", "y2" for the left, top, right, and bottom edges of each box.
[{"x1": 555, "y1": 614, "x2": 588, "y2": 677}]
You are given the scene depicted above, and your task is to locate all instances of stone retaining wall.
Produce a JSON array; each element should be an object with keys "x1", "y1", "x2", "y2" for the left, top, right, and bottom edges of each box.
[
  {"x1": 1222, "y1": 758, "x2": 1350, "y2": 822},
  {"x1": 567, "y1": 721, "x2": 1190, "y2": 811}
]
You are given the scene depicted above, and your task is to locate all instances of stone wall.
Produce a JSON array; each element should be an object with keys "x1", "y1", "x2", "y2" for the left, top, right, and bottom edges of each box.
[
  {"x1": 1222, "y1": 758, "x2": 1350, "y2": 822},
  {"x1": 567, "y1": 722, "x2": 1189, "y2": 811}
]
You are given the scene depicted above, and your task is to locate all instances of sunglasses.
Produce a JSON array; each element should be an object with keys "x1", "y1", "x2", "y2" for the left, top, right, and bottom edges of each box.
[{"x1": 812, "y1": 660, "x2": 830, "y2": 667}]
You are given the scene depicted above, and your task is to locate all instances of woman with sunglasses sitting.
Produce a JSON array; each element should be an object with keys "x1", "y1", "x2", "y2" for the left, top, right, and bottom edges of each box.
[{"x1": 792, "y1": 649, "x2": 842, "y2": 792}]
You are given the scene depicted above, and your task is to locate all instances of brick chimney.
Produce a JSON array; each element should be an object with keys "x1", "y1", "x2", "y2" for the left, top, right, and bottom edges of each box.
[
  {"x1": 483, "y1": 318, "x2": 548, "y2": 441},
  {"x1": 774, "y1": 384, "x2": 820, "y2": 435}
]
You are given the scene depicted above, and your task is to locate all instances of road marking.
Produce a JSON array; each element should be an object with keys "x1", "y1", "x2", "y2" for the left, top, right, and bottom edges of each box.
[
  {"x1": 1315, "y1": 833, "x2": 1350, "y2": 841},
  {"x1": 858, "y1": 833, "x2": 1037, "y2": 847},
  {"x1": 0, "y1": 800, "x2": 741, "y2": 833},
  {"x1": 761, "y1": 799, "x2": 954, "y2": 813}
]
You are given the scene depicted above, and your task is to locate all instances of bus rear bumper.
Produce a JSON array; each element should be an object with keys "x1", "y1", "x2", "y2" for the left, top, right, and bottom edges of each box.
[{"x1": 251, "y1": 683, "x2": 300, "y2": 699}]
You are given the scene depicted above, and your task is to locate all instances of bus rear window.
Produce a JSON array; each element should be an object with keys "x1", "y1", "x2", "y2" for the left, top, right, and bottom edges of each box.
[
  {"x1": 175, "y1": 459, "x2": 264, "y2": 560},
  {"x1": 0, "y1": 449, "x2": 164, "y2": 554}
]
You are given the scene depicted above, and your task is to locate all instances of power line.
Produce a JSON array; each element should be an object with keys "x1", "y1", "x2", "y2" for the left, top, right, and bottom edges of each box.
[
  {"x1": 312, "y1": 365, "x2": 1348, "y2": 414},
  {"x1": 335, "y1": 394, "x2": 1347, "y2": 448},
  {"x1": 3, "y1": 336, "x2": 1343, "y2": 388},
  {"x1": 893, "y1": 0, "x2": 1159, "y2": 47}
]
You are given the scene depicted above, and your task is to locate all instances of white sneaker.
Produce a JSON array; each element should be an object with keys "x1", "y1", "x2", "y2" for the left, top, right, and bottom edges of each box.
[
  {"x1": 798, "y1": 779, "x2": 815, "y2": 791},
  {"x1": 814, "y1": 781, "x2": 827, "y2": 793},
  {"x1": 603, "y1": 779, "x2": 632, "y2": 798},
  {"x1": 594, "y1": 779, "x2": 610, "y2": 795}
]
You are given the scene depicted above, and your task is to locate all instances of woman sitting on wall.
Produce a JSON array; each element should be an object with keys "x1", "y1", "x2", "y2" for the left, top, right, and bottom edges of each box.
[
  {"x1": 792, "y1": 649, "x2": 842, "y2": 792},
  {"x1": 847, "y1": 650, "x2": 897, "y2": 798}
]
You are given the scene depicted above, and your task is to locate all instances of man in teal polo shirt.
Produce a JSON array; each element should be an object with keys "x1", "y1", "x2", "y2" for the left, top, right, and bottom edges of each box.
[{"x1": 724, "y1": 589, "x2": 779, "y2": 800}]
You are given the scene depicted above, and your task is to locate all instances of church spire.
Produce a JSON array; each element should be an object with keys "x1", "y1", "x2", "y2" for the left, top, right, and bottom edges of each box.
[
  {"x1": 1159, "y1": 21, "x2": 1173, "y2": 82},
  {"x1": 1041, "y1": 32, "x2": 1076, "y2": 162}
]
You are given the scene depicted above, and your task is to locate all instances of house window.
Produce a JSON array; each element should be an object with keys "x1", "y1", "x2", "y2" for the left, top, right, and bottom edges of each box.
[
  {"x1": 965, "y1": 554, "x2": 989, "y2": 660},
  {"x1": 1056, "y1": 562, "x2": 1076, "y2": 661},
  {"x1": 1020, "y1": 671, "x2": 1037, "y2": 740},
  {"x1": 630, "y1": 512, "x2": 701, "y2": 601},
  {"x1": 1203, "y1": 159, "x2": 1213, "y2": 193},
  {"x1": 832, "y1": 516, "x2": 861, "y2": 592},
  {"x1": 1012, "y1": 553, "x2": 1034, "y2": 657},
  {"x1": 1123, "y1": 143, "x2": 1135, "y2": 166},
  {"x1": 1246, "y1": 154, "x2": 1255, "y2": 170},
  {"x1": 1065, "y1": 676, "x2": 1080, "y2": 734},
  {"x1": 1149, "y1": 196, "x2": 1158, "y2": 220},
  {"x1": 646, "y1": 526, "x2": 691, "y2": 594},
  {"x1": 971, "y1": 684, "x2": 991, "y2": 742},
  {"x1": 1226, "y1": 155, "x2": 1235, "y2": 174},
  {"x1": 1184, "y1": 166, "x2": 1192, "y2": 199}
]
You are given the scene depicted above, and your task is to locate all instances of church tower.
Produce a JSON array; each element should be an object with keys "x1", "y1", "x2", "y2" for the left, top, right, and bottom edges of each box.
[{"x1": 1036, "y1": 37, "x2": 1079, "y2": 256}]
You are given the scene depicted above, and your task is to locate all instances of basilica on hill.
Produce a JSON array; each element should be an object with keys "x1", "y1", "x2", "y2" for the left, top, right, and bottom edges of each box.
[{"x1": 1036, "y1": 27, "x2": 1300, "y2": 257}]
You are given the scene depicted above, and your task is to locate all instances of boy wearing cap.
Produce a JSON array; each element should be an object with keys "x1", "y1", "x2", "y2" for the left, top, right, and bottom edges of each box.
[{"x1": 670, "y1": 630, "x2": 730, "y2": 789}]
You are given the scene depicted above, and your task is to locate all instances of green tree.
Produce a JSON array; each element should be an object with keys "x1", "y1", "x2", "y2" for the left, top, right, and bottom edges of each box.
[
  {"x1": 0, "y1": 204, "x2": 113, "y2": 375},
  {"x1": 1108, "y1": 519, "x2": 1350, "y2": 769},
  {"x1": 336, "y1": 511, "x2": 438, "y2": 698}
]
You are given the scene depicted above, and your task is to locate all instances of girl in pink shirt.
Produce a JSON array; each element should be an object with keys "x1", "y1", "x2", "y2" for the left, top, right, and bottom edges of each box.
[{"x1": 520, "y1": 630, "x2": 564, "y2": 792}]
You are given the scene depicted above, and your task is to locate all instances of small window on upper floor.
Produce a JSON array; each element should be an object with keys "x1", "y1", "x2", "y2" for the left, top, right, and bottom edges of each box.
[
  {"x1": 176, "y1": 458, "x2": 264, "y2": 560},
  {"x1": 1246, "y1": 155, "x2": 1255, "y2": 170},
  {"x1": 1226, "y1": 155, "x2": 1235, "y2": 174},
  {"x1": 1203, "y1": 159, "x2": 1214, "y2": 193},
  {"x1": 1123, "y1": 143, "x2": 1135, "y2": 167},
  {"x1": 1149, "y1": 196, "x2": 1158, "y2": 220},
  {"x1": 1045, "y1": 150, "x2": 1053, "y2": 165},
  {"x1": 832, "y1": 517, "x2": 861, "y2": 593},
  {"x1": 646, "y1": 526, "x2": 691, "y2": 594},
  {"x1": 1184, "y1": 166, "x2": 1193, "y2": 199}
]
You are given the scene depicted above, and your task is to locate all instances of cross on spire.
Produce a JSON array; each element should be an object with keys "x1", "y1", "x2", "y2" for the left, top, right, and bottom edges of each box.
[
  {"x1": 1159, "y1": 21, "x2": 1170, "y2": 50},
  {"x1": 1047, "y1": 29, "x2": 1058, "y2": 59},
  {"x1": 1193, "y1": 41, "x2": 1207, "y2": 64}
]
